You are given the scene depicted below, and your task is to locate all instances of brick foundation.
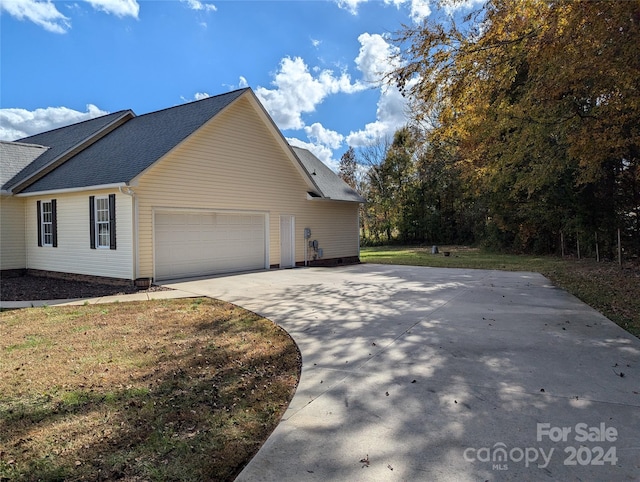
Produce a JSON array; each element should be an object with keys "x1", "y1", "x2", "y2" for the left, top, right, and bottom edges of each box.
[
  {"x1": 271, "y1": 257, "x2": 360, "y2": 269},
  {"x1": 296, "y1": 256, "x2": 361, "y2": 268}
]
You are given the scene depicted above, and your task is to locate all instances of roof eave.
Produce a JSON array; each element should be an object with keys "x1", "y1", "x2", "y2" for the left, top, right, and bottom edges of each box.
[
  {"x1": 307, "y1": 195, "x2": 365, "y2": 203},
  {"x1": 15, "y1": 182, "x2": 128, "y2": 197}
]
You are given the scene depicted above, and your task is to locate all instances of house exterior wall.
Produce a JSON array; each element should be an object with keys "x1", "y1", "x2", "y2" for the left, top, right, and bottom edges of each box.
[
  {"x1": 134, "y1": 96, "x2": 360, "y2": 279},
  {"x1": 302, "y1": 201, "x2": 360, "y2": 263},
  {"x1": 24, "y1": 189, "x2": 134, "y2": 279},
  {"x1": 0, "y1": 195, "x2": 26, "y2": 271}
]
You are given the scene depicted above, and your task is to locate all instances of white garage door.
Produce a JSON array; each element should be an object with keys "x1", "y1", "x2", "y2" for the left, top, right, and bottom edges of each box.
[{"x1": 155, "y1": 211, "x2": 266, "y2": 280}]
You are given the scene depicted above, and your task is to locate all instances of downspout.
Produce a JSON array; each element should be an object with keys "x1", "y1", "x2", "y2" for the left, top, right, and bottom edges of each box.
[{"x1": 119, "y1": 185, "x2": 138, "y2": 281}]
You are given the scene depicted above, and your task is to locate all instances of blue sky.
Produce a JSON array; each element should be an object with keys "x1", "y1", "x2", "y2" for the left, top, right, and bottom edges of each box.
[{"x1": 1, "y1": 0, "x2": 479, "y2": 169}]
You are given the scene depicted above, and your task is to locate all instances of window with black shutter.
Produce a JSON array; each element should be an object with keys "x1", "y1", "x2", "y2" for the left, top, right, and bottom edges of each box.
[
  {"x1": 90, "y1": 194, "x2": 116, "y2": 249},
  {"x1": 38, "y1": 199, "x2": 57, "y2": 247}
]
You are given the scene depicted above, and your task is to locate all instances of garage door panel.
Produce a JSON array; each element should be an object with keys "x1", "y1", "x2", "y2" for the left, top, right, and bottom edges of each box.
[{"x1": 155, "y1": 211, "x2": 266, "y2": 280}]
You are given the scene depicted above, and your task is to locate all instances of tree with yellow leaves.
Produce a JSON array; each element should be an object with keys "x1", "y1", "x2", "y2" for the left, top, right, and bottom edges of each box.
[{"x1": 391, "y1": 0, "x2": 640, "y2": 254}]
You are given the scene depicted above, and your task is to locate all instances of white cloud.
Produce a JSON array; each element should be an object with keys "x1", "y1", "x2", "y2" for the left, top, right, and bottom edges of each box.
[
  {"x1": 194, "y1": 92, "x2": 211, "y2": 100},
  {"x1": 347, "y1": 33, "x2": 411, "y2": 146},
  {"x1": 0, "y1": 0, "x2": 71, "y2": 34},
  {"x1": 0, "y1": 0, "x2": 139, "y2": 33},
  {"x1": 255, "y1": 56, "x2": 364, "y2": 130},
  {"x1": 408, "y1": 0, "x2": 431, "y2": 22},
  {"x1": 254, "y1": 56, "x2": 361, "y2": 164},
  {"x1": 354, "y1": 32, "x2": 400, "y2": 84},
  {"x1": 440, "y1": 0, "x2": 484, "y2": 15},
  {"x1": 346, "y1": 85, "x2": 408, "y2": 147},
  {"x1": 336, "y1": 0, "x2": 430, "y2": 23},
  {"x1": 84, "y1": 0, "x2": 139, "y2": 18},
  {"x1": 180, "y1": 0, "x2": 217, "y2": 12},
  {"x1": 222, "y1": 76, "x2": 249, "y2": 91},
  {"x1": 0, "y1": 104, "x2": 109, "y2": 141},
  {"x1": 335, "y1": 0, "x2": 368, "y2": 15},
  {"x1": 256, "y1": 32, "x2": 410, "y2": 159},
  {"x1": 304, "y1": 123, "x2": 344, "y2": 150}
]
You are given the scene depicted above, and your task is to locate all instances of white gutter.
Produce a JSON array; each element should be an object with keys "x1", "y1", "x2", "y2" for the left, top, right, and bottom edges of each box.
[{"x1": 15, "y1": 183, "x2": 127, "y2": 197}]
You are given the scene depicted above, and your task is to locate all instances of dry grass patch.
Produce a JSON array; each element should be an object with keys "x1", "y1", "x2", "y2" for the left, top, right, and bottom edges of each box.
[{"x1": 0, "y1": 298, "x2": 300, "y2": 481}]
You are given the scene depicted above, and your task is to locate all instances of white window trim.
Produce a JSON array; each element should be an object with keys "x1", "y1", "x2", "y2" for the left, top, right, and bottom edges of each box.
[
  {"x1": 95, "y1": 196, "x2": 110, "y2": 249},
  {"x1": 41, "y1": 200, "x2": 53, "y2": 247}
]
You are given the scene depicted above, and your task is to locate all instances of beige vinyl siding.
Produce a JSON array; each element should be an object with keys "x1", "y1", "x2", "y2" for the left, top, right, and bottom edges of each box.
[
  {"x1": 25, "y1": 190, "x2": 134, "y2": 279},
  {"x1": 135, "y1": 95, "x2": 359, "y2": 279},
  {"x1": 0, "y1": 196, "x2": 27, "y2": 270},
  {"x1": 301, "y1": 201, "x2": 360, "y2": 261}
]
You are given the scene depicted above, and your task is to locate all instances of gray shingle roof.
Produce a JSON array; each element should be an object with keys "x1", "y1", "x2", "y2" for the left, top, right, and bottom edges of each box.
[
  {"x1": 292, "y1": 147, "x2": 364, "y2": 203},
  {"x1": 0, "y1": 141, "x2": 49, "y2": 192},
  {"x1": 7, "y1": 110, "x2": 133, "y2": 192},
  {"x1": 19, "y1": 89, "x2": 248, "y2": 194}
]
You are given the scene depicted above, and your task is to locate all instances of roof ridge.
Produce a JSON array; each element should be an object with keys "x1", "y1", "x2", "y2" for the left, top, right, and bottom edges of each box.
[{"x1": 133, "y1": 88, "x2": 251, "y2": 120}]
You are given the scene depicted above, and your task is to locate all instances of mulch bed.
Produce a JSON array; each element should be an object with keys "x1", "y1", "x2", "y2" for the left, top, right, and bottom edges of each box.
[{"x1": 0, "y1": 275, "x2": 170, "y2": 301}]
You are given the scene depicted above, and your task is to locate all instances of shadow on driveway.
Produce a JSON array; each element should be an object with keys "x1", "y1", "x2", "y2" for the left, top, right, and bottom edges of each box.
[{"x1": 164, "y1": 264, "x2": 640, "y2": 481}]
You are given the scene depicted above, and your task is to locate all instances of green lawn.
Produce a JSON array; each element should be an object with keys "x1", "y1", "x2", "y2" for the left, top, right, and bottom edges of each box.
[{"x1": 360, "y1": 245, "x2": 640, "y2": 338}]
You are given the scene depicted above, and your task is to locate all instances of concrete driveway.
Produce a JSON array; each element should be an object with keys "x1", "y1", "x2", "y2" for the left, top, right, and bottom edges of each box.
[{"x1": 163, "y1": 264, "x2": 640, "y2": 481}]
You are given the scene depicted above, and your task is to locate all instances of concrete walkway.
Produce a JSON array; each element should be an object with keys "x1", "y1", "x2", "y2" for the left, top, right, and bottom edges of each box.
[{"x1": 159, "y1": 264, "x2": 640, "y2": 481}]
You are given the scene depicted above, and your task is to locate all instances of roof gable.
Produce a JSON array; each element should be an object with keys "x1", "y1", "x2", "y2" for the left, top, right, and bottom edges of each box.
[
  {"x1": 7, "y1": 110, "x2": 133, "y2": 193},
  {"x1": 19, "y1": 89, "x2": 248, "y2": 194},
  {"x1": 0, "y1": 141, "x2": 49, "y2": 193}
]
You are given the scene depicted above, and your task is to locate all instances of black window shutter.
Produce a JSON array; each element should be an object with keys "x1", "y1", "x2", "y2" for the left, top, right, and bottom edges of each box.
[
  {"x1": 37, "y1": 200, "x2": 42, "y2": 247},
  {"x1": 109, "y1": 193, "x2": 116, "y2": 250},
  {"x1": 51, "y1": 199, "x2": 58, "y2": 247},
  {"x1": 89, "y1": 196, "x2": 96, "y2": 249}
]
